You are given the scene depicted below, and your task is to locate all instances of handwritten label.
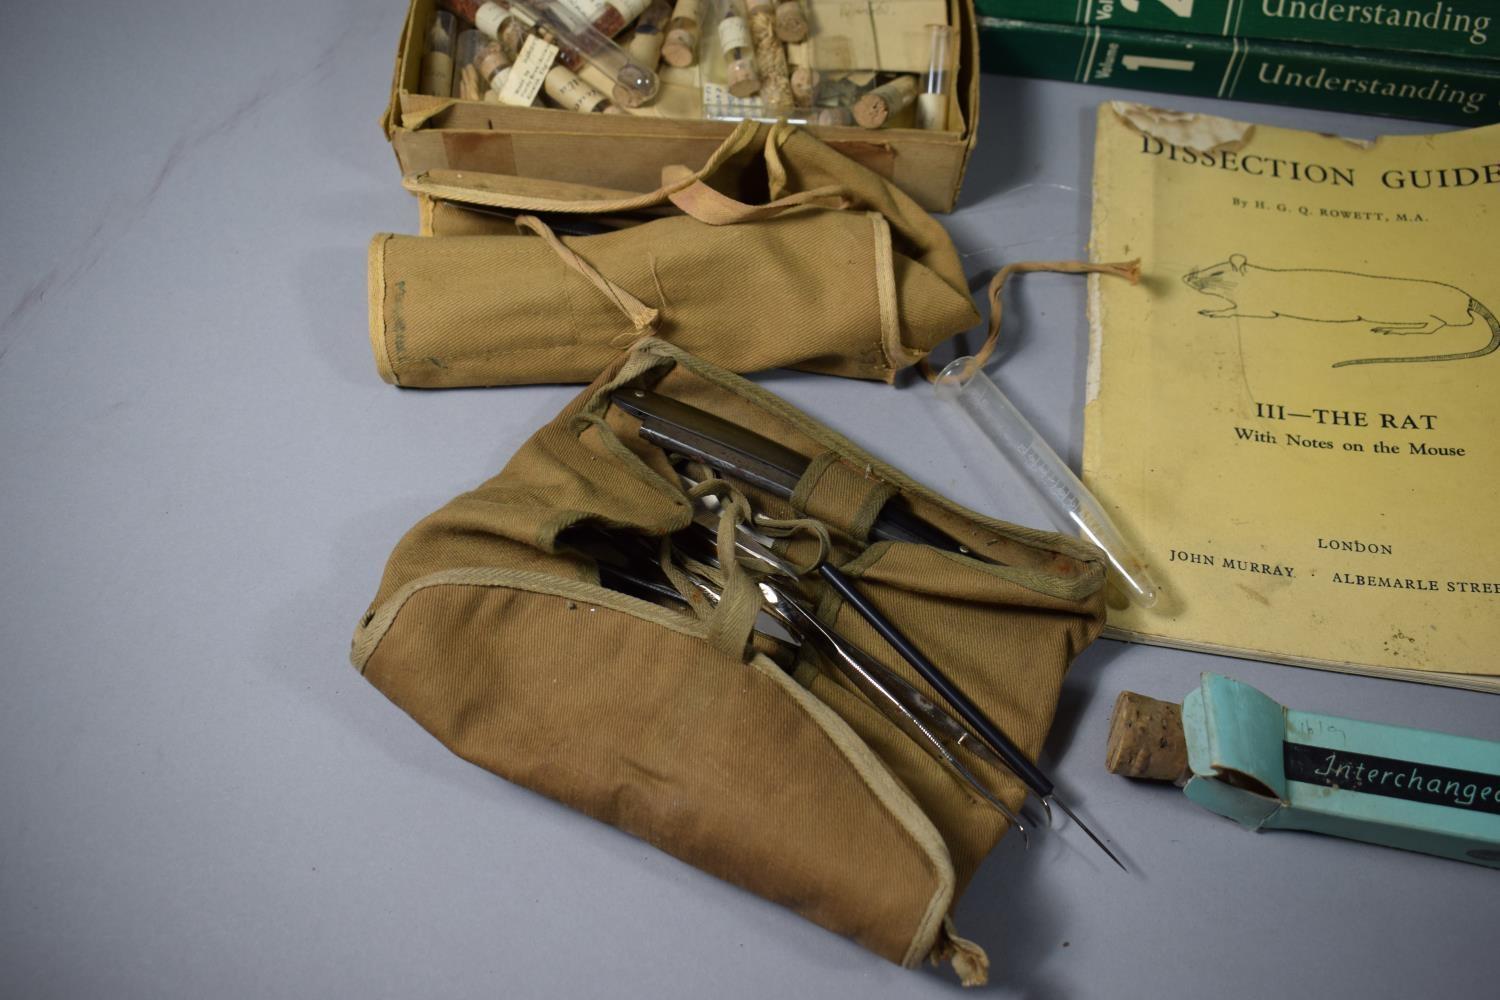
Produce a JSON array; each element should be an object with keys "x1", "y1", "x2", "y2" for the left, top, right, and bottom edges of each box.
[
  {"x1": 544, "y1": 66, "x2": 609, "y2": 112},
  {"x1": 499, "y1": 35, "x2": 560, "y2": 106}
]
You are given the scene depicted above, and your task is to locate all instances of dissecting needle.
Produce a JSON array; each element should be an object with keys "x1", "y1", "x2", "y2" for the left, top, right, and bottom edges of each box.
[
  {"x1": 668, "y1": 521, "x2": 1030, "y2": 840},
  {"x1": 681, "y1": 474, "x2": 1127, "y2": 871},
  {"x1": 812, "y1": 565, "x2": 1128, "y2": 873}
]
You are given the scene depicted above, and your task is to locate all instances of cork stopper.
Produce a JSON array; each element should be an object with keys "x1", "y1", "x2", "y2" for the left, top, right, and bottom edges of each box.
[
  {"x1": 789, "y1": 65, "x2": 819, "y2": 105},
  {"x1": 662, "y1": 28, "x2": 698, "y2": 67},
  {"x1": 773, "y1": 0, "x2": 808, "y2": 42},
  {"x1": 1105, "y1": 691, "x2": 1192, "y2": 785},
  {"x1": 661, "y1": 0, "x2": 702, "y2": 67},
  {"x1": 475, "y1": 40, "x2": 511, "y2": 82},
  {"x1": 726, "y1": 55, "x2": 761, "y2": 97},
  {"x1": 852, "y1": 75, "x2": 917, "y2": 129}
]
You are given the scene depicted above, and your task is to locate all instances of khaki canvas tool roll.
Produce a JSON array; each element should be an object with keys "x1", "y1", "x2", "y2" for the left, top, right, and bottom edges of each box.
[
  {"x1": 367, "y1": 120, "x2": 981, "y2": 387},
  {"x1": 350, "y1": 338, "x2": 1107, "y2": 983}
]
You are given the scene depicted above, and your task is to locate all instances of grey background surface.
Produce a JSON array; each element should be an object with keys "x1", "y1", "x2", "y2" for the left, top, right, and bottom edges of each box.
[{"x1": 1, "y1": 2, "x2": 1495, "y2": 997}]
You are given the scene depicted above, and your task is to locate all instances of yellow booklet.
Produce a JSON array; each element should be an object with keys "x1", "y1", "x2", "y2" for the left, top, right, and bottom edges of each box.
[{"x1": 1085, "y1": 102, "x2": 1500, "y2": 691}]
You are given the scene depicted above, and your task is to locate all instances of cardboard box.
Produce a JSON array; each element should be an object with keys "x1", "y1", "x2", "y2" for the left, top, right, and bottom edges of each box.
[{"x1": 383, "y1": 0, "x2": 980, "y2": 213}]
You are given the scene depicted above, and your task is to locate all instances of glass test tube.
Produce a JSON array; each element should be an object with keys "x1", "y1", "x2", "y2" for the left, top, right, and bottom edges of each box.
[
  {"x1": 544, "y1": 63, "x2": 617, "y2": 112},
  {"x1": 933, "y1": 358, "x2": 1161, "y2": 608},
  {"x1": 627, "y1": 0, "x2": 673, "y2": 72},
  {"x1": 441, "y1": 0, "x2": 658, "y2": 102},
  {"x1": 422, "y1": 11, "x2": 459, "y2": 96},
  {"x1": 718, "y1": 1, "x2": 761, "y2": 97},
  {"x1": 454, "y1": 29, "x2": 490, "y2": 99},
  {"x1": 476, "y1": 37, "x2": 516, "y2": 94},
  {"x1": 917, "y1": 24, "x2": 954, "y2": 130},
  {"x1": 661, "y1": 0, "x2": 703, "y2": 68},
  {"x1": 746, "y1": 0, "x2": 792, "y2": 110},
  {"x1": 852, "y1": 75, "x2": 917, "y2": 129},
  {"x1": 575, "y1": 0, "x2": 652, "y2": 38},
  {"x1": 515, "y1": 0, "x2": 660, "y2": 102}
]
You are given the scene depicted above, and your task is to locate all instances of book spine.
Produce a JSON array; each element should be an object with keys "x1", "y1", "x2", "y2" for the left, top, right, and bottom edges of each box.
[
  {"x1": 978, "y1": 17, "x2": 1500, "y2": 126},
  {"x1": 978, "y1": 1, "x2": 1500, "y2": 62}
]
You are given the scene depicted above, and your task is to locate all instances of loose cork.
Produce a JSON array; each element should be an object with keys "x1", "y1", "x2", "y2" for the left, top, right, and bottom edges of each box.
[
  {"x1": 1105, "y1": 691, "x2": 1192, "y2": 785},
  {"x1": 852, "y1": 74, "x2": 917, "y2": 129}
]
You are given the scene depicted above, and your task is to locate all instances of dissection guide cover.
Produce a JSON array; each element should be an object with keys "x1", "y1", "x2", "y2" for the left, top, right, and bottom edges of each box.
[{"x1": 1084, "y1": 101, "x2": 1500, "y2": 689}]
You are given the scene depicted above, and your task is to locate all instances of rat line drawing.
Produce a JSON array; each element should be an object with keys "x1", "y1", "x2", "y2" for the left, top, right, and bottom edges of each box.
[{"x1": 1182, "y1": 254, "x2": 1499, "y2": 367}]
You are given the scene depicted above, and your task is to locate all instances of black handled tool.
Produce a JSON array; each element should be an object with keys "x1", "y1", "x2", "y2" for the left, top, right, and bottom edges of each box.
[
  {"x1": 813, "y1": 566, "x2": 1123, "y2": 870},
  {"x1": 612, "y1": 389, "x2": 974, "y2": 556},
  {"x1": 616, "y1": 391, "x2": 1125, "y2": 870}
]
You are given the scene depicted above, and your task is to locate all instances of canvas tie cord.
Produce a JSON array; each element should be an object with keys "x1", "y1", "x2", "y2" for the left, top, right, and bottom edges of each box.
[
  {"x1": 514, "y1": 214, "x2": 661, "y2": 335},
  {"x1": 658, "y1": 476, "x2": 832, "y2": 659},
  {"x1": 920, "y1": 259, "x2": 1143, "y2": 382},
  {"x1": 515, "y1": 168, "x2": 849, "y2": 350}
]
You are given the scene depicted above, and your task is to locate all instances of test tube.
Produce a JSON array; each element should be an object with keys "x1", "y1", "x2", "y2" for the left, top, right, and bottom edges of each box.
[
  {"x1": 627, "y1": 0, "x2": 673, "y2": 72},
  {"x1": 853, "y1": 75, "x2": 917, "y2": 129},
  {"x1": 515, "y1": 0, "x2": 659, "y2": 102},
  {"x1": 932, "y1": 358, "x2": 1161, "y2": 608},
  {"x1": 454, "y1": 28, "x2": 491, "y2": 99},
  {"x1": 917, "y1": 24, "x2": 954, "y2": 130},
  {"x1": 499, "y1": 14, "x2": 531, "y2": 58},
  {"x1": 421, "y1": 11, "x2": 458, "y2": 96},
  {"x1": 544, "y1": 63, "x2": 618, "y2": 112},
  {"x1": 746, "y1": 0, "x2": 792, "y2": 111},
  {"x1": 441, "y1": 0, "x2": 659, "y2": 103},
  {"x1": 580, "y1": 0, "x2": 652, "y2": 38},
  {"x1": 718, "y1": 2, "x2": 761, "y2": 97},
  {"x1": 474, "y1": 38, "x2": 515, "y2": 94},
  {"x1": 661, "y1": 0, "x2": 703, "y2": 67}
]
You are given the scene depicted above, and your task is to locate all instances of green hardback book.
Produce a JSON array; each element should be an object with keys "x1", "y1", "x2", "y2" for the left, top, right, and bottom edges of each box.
[
  {"x1": 980, "y1": 1, "x2": 1499, "y2": 61},
  {"x1": 979, "y1": 17, "x2": 1500, "y2": 125}
]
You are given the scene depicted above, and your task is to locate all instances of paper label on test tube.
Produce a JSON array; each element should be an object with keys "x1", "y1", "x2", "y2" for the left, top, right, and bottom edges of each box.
[
  {"x1": 718, "y1": 17, "x2": 751, "y2": 50},
  {"x1": 500, "y1": 36, "x2": 561, "y2": 105},
  {"x1": 475, "y1": 1, "x2": 508, "y2": 37},
  {"x1": 545, "y1": 66, "x2": 609, "y2": 111}
]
